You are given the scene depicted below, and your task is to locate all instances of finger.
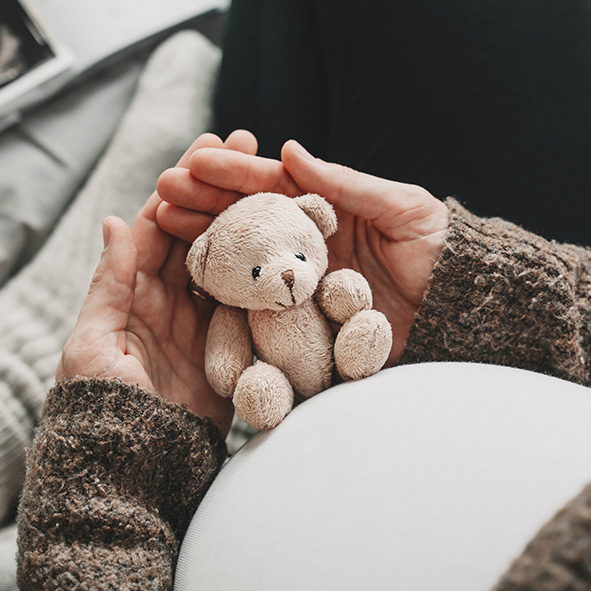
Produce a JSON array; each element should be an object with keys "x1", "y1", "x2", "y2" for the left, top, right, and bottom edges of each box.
[
  {"x1": 131, "y1": 133, "x2": 225, "y2": 274},
  {"x1": 156, "y1": 131, "x2": 257, "y2": 216},
  {"x1": 177, "y1": 132, "x2": 224, "y2": 168},
  {"x1": 158, "y1": 235, "x2": 192, "y2": 288},
  {"x1": 223, "y1": 129, "x2": 258, "y2": 155},
  {"x1": 189, "y1": 148, "x2": 302, "y2": 197},
  {"x1": 131, "y1": 193, "x2": 175, "y2": 275},
  {"x1": 156, "y1": 202, "x2": 214, "y2": 244},
  {"x1": 76, "y1": 216, "x2": 137, "y2": 334},
  {"x1": 157, "y1": 167, "x2": 242, "y2": 214},
  {"x1": 281, "y1": 140, "x2": 444, "y2": 236}
]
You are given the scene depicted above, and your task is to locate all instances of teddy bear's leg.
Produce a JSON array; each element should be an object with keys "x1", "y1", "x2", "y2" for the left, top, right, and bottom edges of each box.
[
  {"x1": 334, "y1": 310, "x2": 392, "y2": 381},
  {"x1": 234, "y1": 361, "x2": 295, "y2": 431},
  {"x1": 205, "y1": 305, "x2": 253, "y2": 398}
]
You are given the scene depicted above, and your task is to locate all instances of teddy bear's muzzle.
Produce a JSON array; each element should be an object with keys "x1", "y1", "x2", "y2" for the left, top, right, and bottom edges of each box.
[
  {"x1": 281, "y1": 270, "x2": 295, "y2": 290},
  {"x1": 280, "y1": 269, "x2": 296, "y2": 305},
  {"x1": 259, "y1": 264, "x2": 321, "y2": 311}
]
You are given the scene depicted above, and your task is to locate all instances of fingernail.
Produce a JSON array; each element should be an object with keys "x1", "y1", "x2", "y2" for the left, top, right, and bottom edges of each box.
[
  {"x1": 102, "y1": 219, "x2": 111, "y2": 249},
  {"x1": 290, "y1": 140, "x2": 314, "y2": 161}
]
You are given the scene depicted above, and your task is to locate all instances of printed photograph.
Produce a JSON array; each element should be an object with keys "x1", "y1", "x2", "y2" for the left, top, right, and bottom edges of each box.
[{"x1": 0, "y1": 0, "x2": 56, "y2": 88}]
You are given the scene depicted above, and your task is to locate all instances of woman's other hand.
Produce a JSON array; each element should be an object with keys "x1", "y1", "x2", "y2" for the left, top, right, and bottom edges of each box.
[{"x1": 56, "y1": 134, "x2": 237, "y2": 437}]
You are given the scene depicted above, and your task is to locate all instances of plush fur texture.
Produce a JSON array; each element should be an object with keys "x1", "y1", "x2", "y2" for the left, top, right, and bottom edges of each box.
[
  {"x1": 205, "y1": 306, "x2": 253, "y2": 398},
  {"x1": 233, "y1": 361, "x2": 294, "y2": 431},
  {"x1": 187, "y1": 192, "x2": 392, "y2": 430},
  {"x1": 315, "y1": 269, "x2": 373, "y2": 324},
  {"x1": 249, "y1": 300, "x2": 333, "y2": 399}
]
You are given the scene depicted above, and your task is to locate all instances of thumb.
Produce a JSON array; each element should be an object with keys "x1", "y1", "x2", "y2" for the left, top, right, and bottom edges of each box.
[
  {"x1": 281, "y1": 140, "x2": 438, "y2": 230},
  {"x1": 76, "y1": 216, "x2": 137, "y2": 335}
]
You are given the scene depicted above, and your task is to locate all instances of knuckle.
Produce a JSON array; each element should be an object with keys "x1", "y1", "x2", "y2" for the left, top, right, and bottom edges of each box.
[
  {"x1": 237, "y1": 158, "x2": 254, "y2": 194},
  {"x1": 330, "y1": 162, "x2": 361, "y2": 199},
  {"x1": 156, "y1": 168, "x2": 176, "y2": 195},
  {"x1": 88, "y1": 266, "x2": 105, "y2": 294},
  {"x1": 408, "y1": 183, "x2": 435, "y2": 202}
]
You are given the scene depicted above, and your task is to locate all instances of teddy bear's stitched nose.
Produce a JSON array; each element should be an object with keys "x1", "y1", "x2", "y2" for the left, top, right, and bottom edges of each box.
[{"x1": 281, "y1": 269, "x2": 295, "y2": 290}]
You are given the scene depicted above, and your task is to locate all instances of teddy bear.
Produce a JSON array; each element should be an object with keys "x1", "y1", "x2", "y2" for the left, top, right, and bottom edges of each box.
[{"x1": 186, "y1": 192, "x2": 392, "y2": 431}]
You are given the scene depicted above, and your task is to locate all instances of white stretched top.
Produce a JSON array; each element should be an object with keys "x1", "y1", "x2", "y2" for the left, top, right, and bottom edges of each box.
[{"x1": 175, "y1": 362, "x2": 591, "y2": 591}]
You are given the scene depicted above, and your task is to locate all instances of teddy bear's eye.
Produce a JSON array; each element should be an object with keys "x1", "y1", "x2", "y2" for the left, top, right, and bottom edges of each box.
[
  {"x1": 252, "y1": 266, "x2": 261, "y2": 280},
  {"x1": 295, "y1": 252, "x2": 306, "y2": 262}
]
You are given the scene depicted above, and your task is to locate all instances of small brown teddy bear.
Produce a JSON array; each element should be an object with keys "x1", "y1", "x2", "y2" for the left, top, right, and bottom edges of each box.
[{"x1": 186, "y1": 192, "x2": 392, "y2": 431}]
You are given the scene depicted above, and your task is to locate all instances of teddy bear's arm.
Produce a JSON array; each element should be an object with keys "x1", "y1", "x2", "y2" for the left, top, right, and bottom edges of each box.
[
  {"x1": 205, "y1": 305, "x2": 254, "y2": 398},
  {"x1": 314, "y1": 269, "x2": 373, "y2": 324}
]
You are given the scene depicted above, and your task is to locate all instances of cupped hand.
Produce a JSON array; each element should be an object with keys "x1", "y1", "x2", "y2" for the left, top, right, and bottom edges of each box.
[
  {"x1": 156, "y1": 131, "x2": 449, "y2": 365},
  {"x1": 55, "y1": 132, "x2": 257, "y2": 436}
]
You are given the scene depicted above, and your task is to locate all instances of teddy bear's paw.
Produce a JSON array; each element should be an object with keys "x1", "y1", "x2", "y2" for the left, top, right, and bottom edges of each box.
[
  {"x1": 314, "y1": 269, "x2": 373, "y2": 324},
  {"x1": 234, "y1": 361, "x2": 295, "y2": 431},
  {"x1": 335, "y1": 310, "x2": 392, "y2": 381}
]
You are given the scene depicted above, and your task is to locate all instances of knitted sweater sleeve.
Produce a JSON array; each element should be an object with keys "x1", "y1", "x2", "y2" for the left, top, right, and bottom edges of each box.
[
  {"x1": 401, "y1": 198, "x2": 591, "y2": 589},
  {"x1": 16, "y1": 377, "x2": 227, "y2": 591},
  {"x1": 400, "y1": 198, "x2": 591, "y2": 385}
]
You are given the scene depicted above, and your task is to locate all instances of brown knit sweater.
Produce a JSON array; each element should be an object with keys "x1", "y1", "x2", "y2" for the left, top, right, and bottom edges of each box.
[
  {"x1": 402, "y1": 198, "x2": 591, "y2": 385},
  {"x1": 16, "y1": 378, "x2": 227, "y2": 590},
  {"x1": 16, "y1": 198, "x2": 591, "y2": 589}
]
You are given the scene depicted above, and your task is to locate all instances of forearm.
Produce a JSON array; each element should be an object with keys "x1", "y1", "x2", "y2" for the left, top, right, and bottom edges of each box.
[
  {"x1": 401, "y1": 198, "x2": 591, "y2": 385},
  {"x1": 17, "y1": 378, "x2": 227, "y2": 591}
]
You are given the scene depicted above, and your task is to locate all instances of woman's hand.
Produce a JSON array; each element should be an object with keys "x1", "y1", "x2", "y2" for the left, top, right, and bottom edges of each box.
[
  {"x1": 156, "y1": 131, "x2": 449, "y2": 365},
  {"x1": 55, "y1": 133, "x2": 257, "y2": 437}
]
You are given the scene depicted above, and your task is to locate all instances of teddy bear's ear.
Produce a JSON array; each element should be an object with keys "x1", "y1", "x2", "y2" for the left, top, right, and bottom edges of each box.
[
  {"x1": 294, "y1": 194, "x2": 337, "y2": 239},
  {"x1": 186, "y1": 232, "x2": 210, "y2": 286}
]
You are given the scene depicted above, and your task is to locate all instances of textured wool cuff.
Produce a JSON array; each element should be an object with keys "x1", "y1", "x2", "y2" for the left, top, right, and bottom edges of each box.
[
  {"x1": 17, "y1": 377, "x2": 227, "y2": 591},
  {"x1": 401, "y1": 198, "x2": 591, "y2": 385}
]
